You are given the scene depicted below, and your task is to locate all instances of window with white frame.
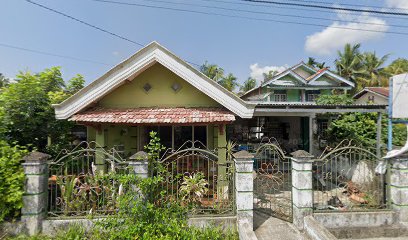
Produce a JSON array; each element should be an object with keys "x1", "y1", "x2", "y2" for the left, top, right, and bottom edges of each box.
[
  {"x1": 306, "y1": 90, "x2": 321, "y2": 102},
  {"x1": 274, "y1": 90, "x2": 287, "y2": 102}
]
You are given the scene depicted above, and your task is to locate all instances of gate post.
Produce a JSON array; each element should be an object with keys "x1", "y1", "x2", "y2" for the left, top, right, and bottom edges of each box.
[
  {"x1": 129, "y1": 151, "x2": 149, "y2": 178},
  {"x1": 21, "y1": 152, "x2": 50, "y2": 236},
  {"x1": 233, "y1": 150, "x2": 255, "y2": 230},
  {"x1": 389, "y1": 157, "x2": 408, "y2": 223},
  {"x1": 291, "y1": 150, "x2": 314, "y2": 230}
]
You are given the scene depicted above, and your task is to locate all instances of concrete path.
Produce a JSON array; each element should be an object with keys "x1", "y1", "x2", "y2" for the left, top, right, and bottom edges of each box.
[{"x1": 254, "y1": 212, "x2": 310, "y2": 240}]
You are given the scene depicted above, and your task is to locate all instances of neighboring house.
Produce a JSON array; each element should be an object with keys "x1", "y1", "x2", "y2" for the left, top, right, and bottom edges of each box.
[
  {"x1": 54, "y1": 42, "x2": 386, "y2": 163},
  {"x1": 353, "y1": 87, "x2": 389, "y2": 105},
  {"x1": 241, "y1": 62, "x2": 355, "y2": 103}
]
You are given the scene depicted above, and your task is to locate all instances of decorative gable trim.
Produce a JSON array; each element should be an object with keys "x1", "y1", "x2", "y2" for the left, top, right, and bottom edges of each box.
[
  {"x1": 308, "y1": 70, "x2": 355, "y2": 88},
  {"x1": 53, "y1": 42, "x2": 254, "y2": 119},
  {"x1": 262, "y1": 70, "x2": 307, "y2": 87}
]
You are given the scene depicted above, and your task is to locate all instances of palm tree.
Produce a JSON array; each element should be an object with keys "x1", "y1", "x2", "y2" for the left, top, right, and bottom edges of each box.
[
  {"x1": 386, "y1": 58, "x2": 408, "y2": 75},
  {"x1": 219, "y1": 73, "x2": 238, "y2": 91},
  {"x1": 307, "y1": 57, "x2": 326, "y2": 69},
  {"x1": 263, "y1": 70, "x2": 278, "y2": 82},
  {"x1": 335, "y1": 43, "x2": 365, "y2": 83},
  {"x1": 200, "y1": 61, "x2": 224, "y2": 82},
  {"x1": 240, "y1": 77, "x2": 257, "y2": 92},
  {"x1": 359, "y1": 52, "x2": 390, "y2": 87}
]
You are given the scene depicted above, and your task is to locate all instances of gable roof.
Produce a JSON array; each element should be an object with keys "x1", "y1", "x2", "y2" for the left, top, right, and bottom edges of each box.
[
  {"x1": 242, "y1": 62, "x2": 355, "y2": 98},
  {"x1": 53, "y1": 42, "x2": 255, "y2": 119},
  {"x1": 353, "y1": 87, "x2": 389, "y2": 99}
]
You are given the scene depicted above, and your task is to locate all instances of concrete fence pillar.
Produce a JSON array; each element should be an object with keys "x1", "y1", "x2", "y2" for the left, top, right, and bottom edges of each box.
[
  {"x1": 233, "y1": 150, "x2": 254, "y2": 231},
  {"x1": 390, "y1": 157, "x2": 408, "y2": 223},
  {"x1": 21, "y1": 152, "x2": 50, "y2": 236},
  {"x1": 129, "y1": 151, "x2": 149, "y2": 178},
  {"x1": 291, "y1": 150, "x2": 314, "y2": 230}
]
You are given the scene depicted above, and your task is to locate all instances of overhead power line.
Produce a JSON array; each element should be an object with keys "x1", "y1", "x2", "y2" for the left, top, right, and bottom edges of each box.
[
  {"x1": 285, "y1": 0, "x2": 408, "y2": 12},
  {"x1": 0, "y1": 42, "x2": 111, "y2": 65},
  {"x1": 24, "y1": 0, "x2": 144, "y2": 47},
  {"x1": 242, "y1": 0, "x2": 408, "y2": 17},
  {"x1": 88, "y1": 0, "x2": 408, "y2": 36},
  {"x1": 23, "y1": 0, "x2": 201, "y2": 67},
  {"x1": 201, "y1": 0, "x2": 408, "y2": 21},
  {"x1": 109, "y1": 0, "x2": 408, "y2": 29}
]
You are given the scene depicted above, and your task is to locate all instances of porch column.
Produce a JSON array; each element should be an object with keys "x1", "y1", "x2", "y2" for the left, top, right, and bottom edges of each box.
[
  {"x1": 233, "y1": 151, "x2": 255, "y2": 230},
  {"x1": 376, "y1": 112, "x2": 382, "y2": 157},
  {"x1": 309, "y1": 115, "x2": 316, "y2": 155},
  {"x1": 390, "y1": 157, "x2": 408, "y2": 223},
  {"x1": 95, "y1": 126, "x2": 107, "y2": 173},
  {"x1": 21, "y1": 152, "x2": 50, "y2": 236},
  {"x1": 291, "y1": 150, "x2": 314, "y2": 230},
  {"x1": 217, "y1": 124, "x2": 228, "y2": 199}
]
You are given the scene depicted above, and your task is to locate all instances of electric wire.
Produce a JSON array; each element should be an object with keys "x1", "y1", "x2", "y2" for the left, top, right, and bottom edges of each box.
[
  {"x1": 88, "y1": 0, "x2": 408, "y2": 36},
  {"x1": 0, "y1": 42, "x2": 111, "y2": 66},
  {"x1": 110, "y1": 0, "x2": 408, "y2": 29},
  {"x1": 242, "y1": 0, "x2": 408, "y2": 17}
]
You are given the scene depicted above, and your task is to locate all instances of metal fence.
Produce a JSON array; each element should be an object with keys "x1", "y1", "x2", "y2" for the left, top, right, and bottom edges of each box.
[
  {"x1": 253, "y1": 142, "x2": 292, "y2": 222},
  {"x1": 157, "y1": 141, "x2": 235, "y2": 216},
  {"x1": 312, "y1": 140, "x2": 388, "y2": 212},
  {"x1": 47, "y1": 142, "x2": 129, "y2": 217}
]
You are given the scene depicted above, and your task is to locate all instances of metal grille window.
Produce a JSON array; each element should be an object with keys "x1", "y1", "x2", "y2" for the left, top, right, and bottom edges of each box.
[
  {"x1": 306, "y1": 90, "x2": 320, "y2": 102},
  {"x1": 274, "y1": 90, "x2": 287, "y2": 102}
]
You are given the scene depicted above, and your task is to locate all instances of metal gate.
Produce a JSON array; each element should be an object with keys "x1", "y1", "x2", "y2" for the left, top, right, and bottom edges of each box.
[{"x1": 254, "y1": 142, "x2": 292, "y2": 222}]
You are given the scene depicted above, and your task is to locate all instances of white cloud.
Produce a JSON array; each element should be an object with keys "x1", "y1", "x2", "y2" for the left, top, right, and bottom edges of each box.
[
  {"x1": 112, "y1": 51, "x2": 120, "y2": 56},
  {"x1": 386, "y1": 0, "x2": 408, "y2": 12},
  {"x1": 249, "y1": 63, "x2": 287, "y2": 84},
  {"x1": 305, "y1": 13, "x2": 389, "y2": 56}
]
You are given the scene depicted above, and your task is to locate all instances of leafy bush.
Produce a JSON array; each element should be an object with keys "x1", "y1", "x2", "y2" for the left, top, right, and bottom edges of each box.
[
  {"x1": 0, "y1": 141, "x2": 27, "y2": 222},
  {"x1": 316, "y1": 94, "x2": 354, "y2": 105}
]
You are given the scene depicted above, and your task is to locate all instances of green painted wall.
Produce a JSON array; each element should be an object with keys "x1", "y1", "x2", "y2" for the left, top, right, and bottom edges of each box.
[
  {"x1": 99, "y1": 63, "x2": 221, "y2": 108},
  {"x1": 287, "y1": 89, "x2": 300, "y2": 101}
]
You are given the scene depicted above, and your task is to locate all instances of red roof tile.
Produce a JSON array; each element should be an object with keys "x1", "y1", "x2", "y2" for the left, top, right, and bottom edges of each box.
[
  {"x1": 69, "y1": 107, "x2": 235, "y2": 124},
  {"x1": 366, "y1": 87, "x2": 389, "y2": 97}
]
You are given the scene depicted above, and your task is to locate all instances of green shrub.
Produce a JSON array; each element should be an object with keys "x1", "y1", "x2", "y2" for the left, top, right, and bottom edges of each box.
[{"x1": 0, "y1": 141, "x2": 27, "y2": 222}]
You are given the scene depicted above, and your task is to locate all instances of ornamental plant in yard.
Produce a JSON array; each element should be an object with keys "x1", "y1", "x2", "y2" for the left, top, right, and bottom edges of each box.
[{"x1": 0, "y1": 141, "x2": 27, "y2": 222}]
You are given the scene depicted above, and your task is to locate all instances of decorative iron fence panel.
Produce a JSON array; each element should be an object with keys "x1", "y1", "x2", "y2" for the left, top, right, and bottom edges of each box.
[
  {"x1": 157, "y1": 141, "x2": 235, "y2": 216},
  {"x1": 47, "y1": 142, "x2": 130, "y2": 217},
  {"x1": 254, "y1": 143, "x2": 293, "y2": 222},
  {"x1": 312, "y1": 141, "x2": 388, "y2": 212}
]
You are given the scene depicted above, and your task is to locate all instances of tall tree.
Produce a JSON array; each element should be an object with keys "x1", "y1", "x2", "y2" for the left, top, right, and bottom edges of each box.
[
  {"x1": 359, "y1": 52, "x2": 390, "y2": 87},
  {"x1": 0, "y1": 67, "x2": 84, "y2": 152},
  {"x1": 386, "y1": 58, "x2": 408, "y2": 75},
  {"x1": 240, "y1": 77, "x2": 257, "y2": 92},
  {"x1": 219, "y1": 73, "x2": 239, "y2": 92},
  {"x1": 263, "y1": 70, "x2": 278, "y2": 82},
  {"x1": 335, "y1": 43, "x2": 364, "y2": 84},
  {"x1": 307, "y1": 57, "x2": 326, "y2": 69},
  {"x1": 200, "y1": 61, "x2": 225, "y2": 82}
]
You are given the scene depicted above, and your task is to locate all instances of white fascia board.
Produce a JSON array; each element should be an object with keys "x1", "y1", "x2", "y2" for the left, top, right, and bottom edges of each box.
[
  {"x1": 54, "y1": 42, "x2": 254, "y2": 119},
  {"x1": 262, "y1": 70, "x2": 306, "y2": 87},
  {"x1": 308, "y1": 71, "x2": 355, "y2": 87},
  {"x1": 353, "y1": 89, "x2": 388, "y2": 99}
]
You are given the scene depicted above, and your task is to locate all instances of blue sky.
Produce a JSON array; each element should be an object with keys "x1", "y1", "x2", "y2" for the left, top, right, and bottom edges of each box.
[{"x1": 1, "y1": 0, "x2": 408, "y2": 85}]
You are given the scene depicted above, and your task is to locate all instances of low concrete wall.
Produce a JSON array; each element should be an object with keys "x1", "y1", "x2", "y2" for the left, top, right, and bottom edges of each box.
[
  {"x1": 188, "y1": 216, "x2": 237, "y2": 230},
  {"x1": 313, "y1": 211, "x2": 396, "y2": 229},
  {"x1": 42, "y1": 218, "x2": 95, "y2": 236},
  {"x1": 1, "y1": 216, "x2": 237, "y2": 237},
  {"x1": 304, "y1": 216, "x2": 336, "y2": 240}
]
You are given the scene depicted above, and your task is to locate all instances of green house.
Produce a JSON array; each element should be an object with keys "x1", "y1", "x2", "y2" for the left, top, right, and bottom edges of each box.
[{"x1": 241, "y1": 62, "x2": 355, "y2": 103}]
